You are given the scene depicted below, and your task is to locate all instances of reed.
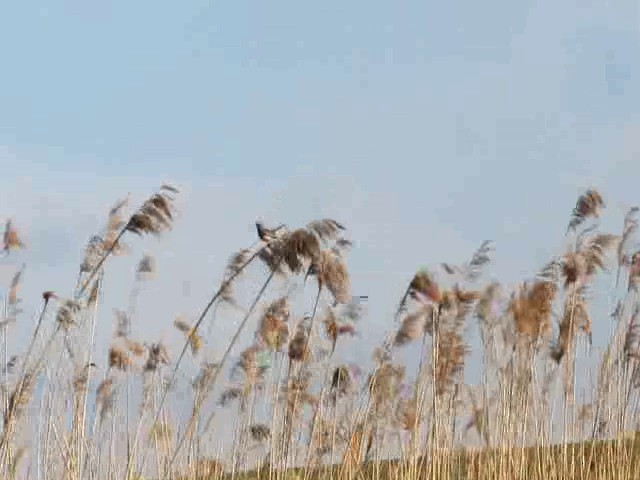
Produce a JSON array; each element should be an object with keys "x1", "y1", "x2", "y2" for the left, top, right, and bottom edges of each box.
[{"x1": 2, "y1": 186, "x2": 640, "y2": 480}]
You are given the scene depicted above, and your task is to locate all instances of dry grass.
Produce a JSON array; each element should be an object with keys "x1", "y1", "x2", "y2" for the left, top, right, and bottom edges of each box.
[{"x1": 2, "y1": 185, "x2": 640, "y2": 480}]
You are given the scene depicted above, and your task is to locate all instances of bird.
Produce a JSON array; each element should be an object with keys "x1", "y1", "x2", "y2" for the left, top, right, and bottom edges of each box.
[{"x1": 255, "y1": 221, "x2": 286, "y2": 243}]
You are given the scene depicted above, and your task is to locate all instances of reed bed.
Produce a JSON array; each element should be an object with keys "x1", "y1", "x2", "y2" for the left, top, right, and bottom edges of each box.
[{"x1": 1, "y1": 185, "x2": 640, "y2": 479}]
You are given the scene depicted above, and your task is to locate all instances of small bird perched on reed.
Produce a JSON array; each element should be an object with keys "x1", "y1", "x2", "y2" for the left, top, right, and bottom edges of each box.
[{"x1": 255, "y1": 221, "x2": 286, "y2": 243}]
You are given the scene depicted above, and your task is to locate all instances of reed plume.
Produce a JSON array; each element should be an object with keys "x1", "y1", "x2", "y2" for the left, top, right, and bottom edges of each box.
[
  {"x1": 174, "y1": 316, "x2": 203, "y2": 355},
  {"x1": 2, "y1": 219, "x2": 25, "y2": 253},
  {"x1": 568, "y1": 188, "x2": 605, "y2": 232},
  {"x1": 394, "y1": 306, "x2": 434, "y2": 347},
  {"x1": 508, "y1": 280, "x2": 557, "y2": 342},
  {"x1": 562, "y1": 232, "x2": 619, "y2": 287},
  {"x1": 259, "y1": 219, "x2": 345, "y2": 275},
  {"x1": 258, "y1": 298, "x2": 290, "y2": 352}
]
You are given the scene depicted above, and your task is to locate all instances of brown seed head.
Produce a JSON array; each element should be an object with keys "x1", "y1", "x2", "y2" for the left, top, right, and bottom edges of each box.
[
  {"x1": 56, "y1": 300, "x2": 82, "y2": 330},
  {"x1": 109, "y1": 346, "x2": 132, "y2": 371},
  {"x1": 314, "y1": 249, "x2": 351, "y2": 304},
  {"x1": 568, "y1": 189, "x2": 605, "y2": 231},
  {"x1": 509, "y1": 280, "x2": 557, "y2": 342}
]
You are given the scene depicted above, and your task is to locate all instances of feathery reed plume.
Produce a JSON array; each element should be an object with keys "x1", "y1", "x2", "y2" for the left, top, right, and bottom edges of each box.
[
  {"x1": 258, "y1": 310, "x2": 289, "y2": 353},
  {"x1": 341, "y1": 295, "x2": 368, "y2": 321},
  {"x1": 3, "y1": 265, "x2": 25, "y2": 324},
  {"x1": 56, "y1": 299, "x2": 82, "y2": 331},
  {"x1": 330, "y1": 365, "x2": 353, "y2": 401},
  {"x1": 260, "y1": 228, "x2": 320, "y2": 274},
  {"x1": 408, "y1": 269, "x2": 441, "y2": 304},
  {"x1": 7, "y1": 264, "x2": 24, "y2": 307},
  {"x1": 4, "y1": 370, "x2": 35, "y2": 422},
  {"x1": 232, "y1": 344, "x2": 268, "y2": 389},
  {"x1": 307, "y1": 249, "x2": 351, "y2": 304},
  {"x1": 218, "y1": 387, "x2": 244, "y2": 406},
  {"x1": 434, "y1": 329, "x2": 469, "y2": 396},
  {"x1": 627, "y1": 251, "x2": 640, "y2": 291},
  {"x1": 448, "y1": 286, "x2": 481, "y2": 323},
  {"x1": 323, "y1": 297, "x2": 366, "y2": 351},
  {"x1": 109, "y1": 346, "x2": 132, "y2": 371},
  {"x1": 80, "y1": 236, "x2": 107, "y2": 274},
  {"x1": 220, "y1": 248, "x2": 252, "y2": 305},
  {"x1": 396, "y1": 393, "x2": 418, "y2": 432},
  {"x1": 508, "y1": 280, "x2": 557, "y2": 342},
  {"x1": 72, "y1": 362, "x2": 96, "y2": 393},
  {"x1": 623, "y1": 305, "x2": 640, "y2": 365},
  {"x1": 282, "y1": 368, "x2": 317, "y2": 416},
  {"x1": 440, "y1": 240, "x2": 494, "y2": 287},
  {"x1": 368, "y1": 362, "x2": 405, "y2": 409},
  {"x1": 126, "y1": 187, "x2": 177, "y2": 237},
  {"x1": 475, "y1": 282, "x2": 502, "y2": 324},
  {"x1": 265, "y1": 296, "x2": 290, "y2": 323},
  {"x1": 332, "y1": 237, "x2": 353, "y2": 255},
  {"x1": 174, "y1": 316, "x2": 203, "y2": 354},
  {"x1": 568, "y1": 188, "x2": 605, "y2": 232},
  {"x1": 78, "y1": 185, "x2": 178, "y2": 296},
  {"x1": 96, "y1": 377, "x2": 116, "y2": 423},
  {"x1": 80, "y1": 199, "x2": 130, "y2": 277},
  {"x1": 249, "y1": 424, "x2": 271, "y2": 442},
  {"x1": 618, "y1": 207, "x2": 639, "y2": 267},
  {"x1": 288, "y1": 320, "x2": 311, "y2": 362},
  {"x1": 2, "y1": 219, "x2": 25, "y2": 253},
  {"x1": 394, "y1": 306, "x2": 434, "y2": 347},
  {"x1": 192, "y1": 361, "x2": 219, "y2": 398},
  {"x1": 136, "y1": 254, "x2": 157, "y2": 280},
  {"x1": 551, "y1": 285, "x2": 592, "y2": 363},
  {"x1": 144, "y1": 342, "x2": 170, "y2": 372},
  {"x1": 259, "y1": 218, "x2": 344, "y2": 275},
  {"x1": 126, "y1": 339, "x2": 146, "y2": 357},
  {"x1": 463, "y1": 240, "x2": 494, "y2": 282},
  {"x1": 562, "y1": 233, "x2": 619, "y2": 287},
  {"x1": 258, "y1": 297, "x2": 290, "y2": 351},
  {"x1": 306, "y1": 219, "x2": 345, "y2": 240},
  {"x1": 103, "y1": 196, "x2": 131, "y2": 255},
  {"x1": 322, "y1": 307, "x2": 357, "y2": 353}
]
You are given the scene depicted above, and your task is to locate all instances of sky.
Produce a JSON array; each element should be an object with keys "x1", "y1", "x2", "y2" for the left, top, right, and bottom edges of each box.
[{"x1": 0, "y1": 0, "x2": 639, "y2": 455}]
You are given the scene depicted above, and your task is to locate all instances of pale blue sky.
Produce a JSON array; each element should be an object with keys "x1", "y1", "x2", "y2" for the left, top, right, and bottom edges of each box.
[{"x1": 0, "y1": 1, "x2": 639, "y2": 411}]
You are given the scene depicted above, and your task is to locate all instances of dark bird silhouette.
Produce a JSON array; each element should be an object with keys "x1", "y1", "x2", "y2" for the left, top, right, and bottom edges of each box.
[{"x1": 255, "y1": 221, "x2": 286, "y2": 242}]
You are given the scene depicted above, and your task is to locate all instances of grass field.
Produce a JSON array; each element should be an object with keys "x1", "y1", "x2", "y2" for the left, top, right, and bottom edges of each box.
[{"x1": 2, "y1": 185, "x2": 640, "y2": 480}]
